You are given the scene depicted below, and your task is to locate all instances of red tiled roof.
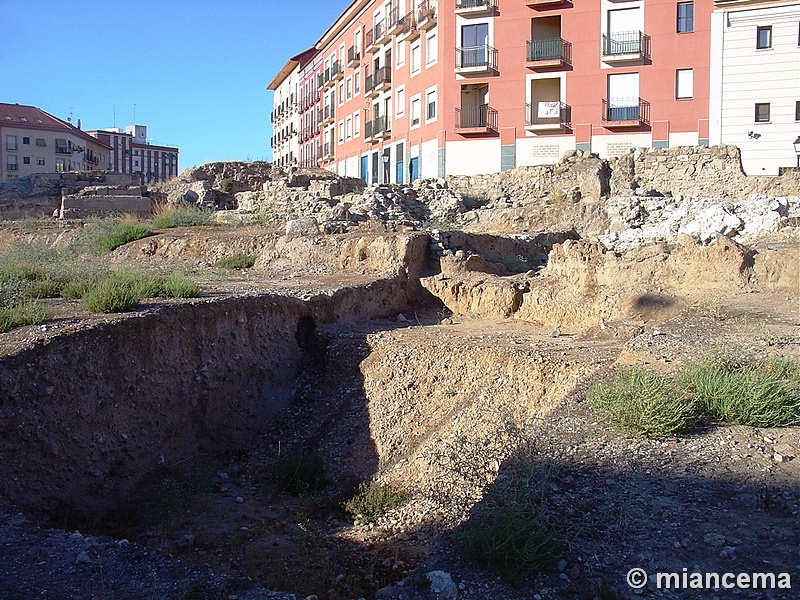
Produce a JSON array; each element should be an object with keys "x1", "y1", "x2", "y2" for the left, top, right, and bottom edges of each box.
[{"x1": 0, "y1": 103, "x2": 111, "y2": 149}]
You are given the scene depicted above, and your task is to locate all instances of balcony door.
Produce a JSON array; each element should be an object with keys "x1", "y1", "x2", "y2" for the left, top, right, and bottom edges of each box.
[
  {"x1": 607, "y1": 72, "x2": 639, "y2": 120},
  {"x1": 461, "y1": 23, "x2": 488, "y2": 67}
]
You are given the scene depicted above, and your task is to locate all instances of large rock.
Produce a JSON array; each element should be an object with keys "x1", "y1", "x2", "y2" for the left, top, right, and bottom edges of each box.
[{"x1": 285, "y1": 217, "x2": 320, "y2": 236}]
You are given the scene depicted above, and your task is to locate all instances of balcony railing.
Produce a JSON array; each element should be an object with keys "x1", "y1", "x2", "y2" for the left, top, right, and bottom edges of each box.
[
  {"x1": 347, "y1": 45, "x2": 361, "y2": 66},
  {"x1": 525, "y1": 102, "x2": 571, "y2": 129},
  {"x1": 331, "y1": 60, "x2": 343, "y2": 80},
  {"x1": 455, "y1": 105, "x2": 498, "y2": 133},
  {"x1": 526, "y1": 38, "x2": 571, "y2": 66},
  {"x1": 387, "y1": 6, "x2": 401, "y2": 34},
  {"x1": 417, "y1": 2, "x2": 437, "y2": 29},
  {"x1": 323, "y1": 104, "x2": 336, "y2": 122},
  {"x1": 323, "y1": 142, "x2": 333, "y2": 159},
  {"x1": 455, "y1": 0, "x2": 496, "y2": 13},
  {"x1": 602, "y1": 97, "x2": 650, "y2": 125},
  {"x1": 365, "y1": 115, "x2": 390, "y2": 140},
  {"x1": 397, "y1": 10, "x2": 418, "y2": 38},
  {"x1": 366, "y1": 20, "x2": 385, "y2": 51},
  {"x1": 455, "y1": 44, "x2": 498, "y2": 71},
  {"x1": 602, "y1": 30, "x2": 650, "y2": 59}
]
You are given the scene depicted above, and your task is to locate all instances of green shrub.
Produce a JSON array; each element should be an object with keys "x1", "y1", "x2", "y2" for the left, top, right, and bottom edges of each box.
[
  {"x1": 343, "y1": 482, "x2": 409, "y2": 523},
  {"x1": 458, "y1": 504, "x2": 558, "y2": 582},
  {"x1": 160, "y1": 273, "x2": 201, "y2": 298},
  {"x1": 0, "y1": 301, "x2": 50, "y2": 333},
  {"x1": 682, "y1": 357, "x2": 800, "y2": 428},
  {"x1": 151, "y1": 205, "x2": 214, "y2": 229},
  {"x1": 588, "y1": 366, "x2": 699, "y2": 438},
  {"x1": 81, "y1": 278, "x2": 140, "y2": 313},
  {"x1": 275, "y1": 451, "x2": 325, "y2": 496},
  {"x1": 214, "y1": 253, "x2": 256, "y2": 269},
  {"x1": 76, "y1": 218, "x2": 152, "y2": 253}
]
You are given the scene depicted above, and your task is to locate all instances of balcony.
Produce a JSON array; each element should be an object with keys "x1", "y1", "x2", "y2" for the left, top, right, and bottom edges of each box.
[
  {"x1": 365, "y1": 20, "x2": 386, "y2": 53},
  {"x1": 322, "y1": 142, "x2": 334, "y2": 161},
  {"x1": 602, "y1": 97, "x2": 650, "y2": 127},
  {"x1": 526, "y1": 38, "x2": 571, "y2": 69},
  {"x1": 365, "y1": 115, "x2": 391, "y2": 142},
  {"x1": 387, "y1": 6, "x2": 403, "y2": 35},
  {"x1": 455, "y1": 0, "x2": 496, "y2": 16},
  {"x1": 602, "y1": 30, "x2": 650, "y2": 63},
  {"x1": 322, "y1": 104, "x2": 336, "y2": 125},
  {"x1": 455, "y1": 105, "x2": 498, "y2": 134},
  {"x1": 417, "y1": 2, "x2": 437, "y2": 30},
  {"x1": 331, "y1": 60, "x2": 344, "y2": 81},
  {"x1": 373, "y1": 66, "x2": 392, "y2": 93},
  {"x1": 525, "y1": 102, "x2": 571, "y2": 132},
  {"x1": 526, "y1": 0, "x2": 568, "y2": 6},
  {"x1": 321, "y1": 68, "x2": 335, "y2": 91},
  {"x1": 347, "y1": 45, "x2": 361, "y2": 67},
  {"x1": 397, "y1": 10, "x2": 419, "y2": 40},
  {"x1": 455, "y1": 44, "x2": 498, "y2": 74}
]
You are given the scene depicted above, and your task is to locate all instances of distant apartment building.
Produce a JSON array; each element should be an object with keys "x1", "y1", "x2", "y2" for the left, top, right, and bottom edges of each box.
[
  {"x1": 299, "y1": 51, "x2": 324, "y2": 168},
  {"x1": 86, "y1": 124, "x2": 179, "y2": 184},
  {"x1": 710, "y1": 0, "x2": 800, "y2": 175},
  {"x1": 270, "y1": 0, "x2": 722, "y2": 182},
  {"x1": 1, "y1": 103, "x2": 112, "y2": 179},
  {"x1": 269, "y1": 49, "x2": 318, "y2": 168}
]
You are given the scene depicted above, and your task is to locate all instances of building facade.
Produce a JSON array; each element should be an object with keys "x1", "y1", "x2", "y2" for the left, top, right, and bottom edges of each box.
[
  {"x1": 269, "y1": 49, "x2": 318, "y2": 168},
  {"x1": 86, "y1": 124, "x2": 180, "y2": 184},
  {"x1": 710, "y1": 0, "x2": 800, "y2": 175},
  {"x1": 271, "y1": 0, "x2": 722, "y2": 181},
  {"x1": 1, "y1": 103, "x2": 112, "y2": 179},
  {"x1": 299, "y1": 51, "x2": 324, "y2": 168}
]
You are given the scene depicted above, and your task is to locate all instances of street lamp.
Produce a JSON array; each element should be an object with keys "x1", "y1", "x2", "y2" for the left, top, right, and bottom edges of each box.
[{"x1": 794, "y1": 136, "x2": 800, "y2": 168}]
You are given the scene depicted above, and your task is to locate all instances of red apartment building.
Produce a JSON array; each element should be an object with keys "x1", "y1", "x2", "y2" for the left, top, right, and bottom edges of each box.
[
  {"x1": 87, "y1": 125, "x2": 180, "y2": 185},
  {"x1": 271, "y1": 0, "x2": 712, "y2": 182}
]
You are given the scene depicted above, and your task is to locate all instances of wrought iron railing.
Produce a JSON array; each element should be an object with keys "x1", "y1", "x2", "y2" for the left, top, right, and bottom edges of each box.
[
  {"x1": 456, "y1": 0, "x2": 496, "y2": 9},
  {"x1": 602, "y1": 97, "x2": 650, "y2": 124},
  {"x1": 602, "y1": 30, "x2": 649, "y2": 57},
  {"x1": 525, "y1": 102, "x2": 571, "y2": 127},
  {"x1": 456, "y1": 105, "x2": 498, "y2": 131},
  {"x1": 456, "y1": 44, "x2": 498, "y2": 69},
  {"x1": 526, "y1": 38, "x2": 571, "y2": 63}
]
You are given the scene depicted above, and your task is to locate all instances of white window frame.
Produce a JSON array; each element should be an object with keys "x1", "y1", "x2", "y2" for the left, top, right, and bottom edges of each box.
[
  {"x1": 346, "y1": 76, "x2": 353, "y2": 101},
  {"x1": 338, "y1": 119, "x2": 345, "y2": 144},
  {"x1": 396, "y1": 38, "x2": 406, "y2": 68},
  {"x1": 410, "y1": 40, "x2": 421, "y2": 77},
  {"x1": 410, "y1": 93, "x2": 422, "y2": 129},
  {"x1": 338, "y1": 81, "x2": 345, "y2": 106},
  {"x1": 354, "y1": 111, "x2": 361, "y2": 137},
  {"x1": 425, "y1": 85, "x2": 438, "y2": 123},
  {"x1": 426, "y1": 30, "x2": 438, "y2": 67},
  {"x1": 346, "y1": 115, "x2": 353, "y2": 140},
  {"x1": 395, "y1": 85, "x2": 406, "y2": 119},
  {"x1": 354, "y1": 68, "x2": 361, "y2": 95},
  {"x1": 676, "y1": 69, "x2": 693, "y2": 100}
]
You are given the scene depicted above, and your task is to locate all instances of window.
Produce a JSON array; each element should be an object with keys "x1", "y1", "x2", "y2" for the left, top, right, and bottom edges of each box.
[
  {"x1": 676, "y1": 69, "x2": 693, "y2": 99},
  {"x1": 754, "y1": 103, "x2": 770, "y2": 123},
  {"x1": 396, "y1": 86, "x2": 406, "y2": 118},
  {"x1": 6, "y1": 156, "x2": 17, "y2": 171},
  {"x1": 346, "y1": 77, "x2": 353, "y2": 101},
  {"x1": 396, "y1": 39, "x2": 406, "y2": 68},
  {"x1": 6, "y1": 135, "x2": 17, "y2": 151},
  {"x1": 346, "y1": 116, "x2": 353, "y2": 140},
  {"x1": 410, "y1": 94, "x2": 421, "y2": 127},
  {"x1": 338, "y1": 82, "x2": 345, "y2": 105},
  {"x1": 338, "y1": 120, "x2": 345, "y2": 144},
  {"x1": 795, "y1": 100, "x2": 800, "y2": 121},
  {"x1": 37, "y1": 158, "x2": 45, "y2": 166},
  {"x1": 426, "y1": 88, "x2": 437, "y2": 121},
  {"x1": 756, "y1": 26, "x2": 772, "y2": 49},
  {"x1": 354, "y1": 112, "x2": 361, "y2": 137},
  {"x1": 22, "y1": 137, "x2": 30, "y2": 145},
  {"x1": 677, "y1": 2, "x2": 694, "y2": 33},
  {"x1": 410, "y1": 41, "x2": 421, "y2": 75},
  {"x1": 426, "y1": 31, "x2": 438, "y2": 65},
  {"x1": 35, "y1": 138, "x2": 46, "y2": 147},
  {"x1": 354, "y1": 69, "x2": 361, "y2": 95},
  {"x1": 23, "y1": 156, "x2": 30, "y2": 165}
]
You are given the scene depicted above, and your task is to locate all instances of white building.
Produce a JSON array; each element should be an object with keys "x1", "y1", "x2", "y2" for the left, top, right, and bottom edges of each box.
[
  {"x1": 268, "y1": 49, "x2": 317, "y2": 168},
  {"x1": 710, "y1": 0, "x2": 800, "y2": 175}
]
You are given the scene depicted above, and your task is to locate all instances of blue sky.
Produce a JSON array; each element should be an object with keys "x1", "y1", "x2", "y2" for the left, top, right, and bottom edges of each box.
[{"x1": 3, "y1": 0, "x2": 351, "y2": 170}]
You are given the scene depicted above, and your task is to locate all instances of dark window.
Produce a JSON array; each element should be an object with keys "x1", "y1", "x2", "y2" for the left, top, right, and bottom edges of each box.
[
  {"x1": 22, "y1": 137, "x2": 30, "y2": 145},
  {"x1": 23, "y1": 156, "x2": 30, "y2": 164},
  {"x1": 755, "y1": 103, "x2": 770, "y2": 123},
  {"x1": 677, "y1": 2, "x2": 694, "y2": 33},
  {"x1": 756, "y1": 26, "x2": 772, "y2": 49},
  {"x1": 795, "y1": 100, "x2": 800, "y2": 121}
]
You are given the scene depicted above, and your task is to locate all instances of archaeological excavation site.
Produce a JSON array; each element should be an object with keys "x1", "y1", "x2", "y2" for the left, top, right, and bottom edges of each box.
[{"x1": 0, "y1": 146, "x2": 798, "y2": 600}]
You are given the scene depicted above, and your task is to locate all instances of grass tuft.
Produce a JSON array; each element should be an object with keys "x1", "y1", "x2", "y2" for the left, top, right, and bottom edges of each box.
[
  {"x1": 275, "y1": 451, "x2": 325, "y2": 496},
  {"x1": 0, "y1": 301, "x2": 50, "y2": 333},
  {"x1": 343, "y1": 482, "x2": 409, "y2": 523},
  {"x1": 214, "y1": 254, "x2": 256, "y2": 269},
  {"x1": 588, "y1": 366, "x2": 700, "y2": 438},
  {"x1": 681, "y1": 356, "x2": 800, "y2": 428},
  {"x1": 458, "y1": 504, "x2": 559, "y2": 583},
  {"x1": 81, "y1": 278, "x2": 140, "y2": 313},
  {"x1": 151, "y1": 205, "x2": 214, "y2": 229}
]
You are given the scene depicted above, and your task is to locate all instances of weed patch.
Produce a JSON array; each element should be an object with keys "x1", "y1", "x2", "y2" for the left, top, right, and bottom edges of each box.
[
  {"x1": 0, "y1": 301, "x2": 49, "y2": 333},
  {"x1": 152, "y1": 205, "x2": 214, "y2": 229},
  {"x1": 588, "y1": 367, "x2": 699, "y2": 438},
  {"x1": 275, "y1": 451, "x2": 325, "y2": 496},
  {"x1": 343, "y1": 482, "x2": 409, "y2": 523},
  {"x1": 214, "y1": 254, "x2": 255, "y2": 269}
]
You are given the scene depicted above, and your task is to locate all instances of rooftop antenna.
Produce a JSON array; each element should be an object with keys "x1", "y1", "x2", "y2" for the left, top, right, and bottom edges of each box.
[
  {"x1": 113, "y1": 105, "x2": 116, "y2": 128},
  {"x1": 133, "y1": 103, "x2": 137, "y2": 125}
]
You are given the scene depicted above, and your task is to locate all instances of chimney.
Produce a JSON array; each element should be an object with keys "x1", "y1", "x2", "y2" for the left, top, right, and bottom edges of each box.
[{"x1": 77, "y1": 118, "x2": 82, "y2": 130}]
